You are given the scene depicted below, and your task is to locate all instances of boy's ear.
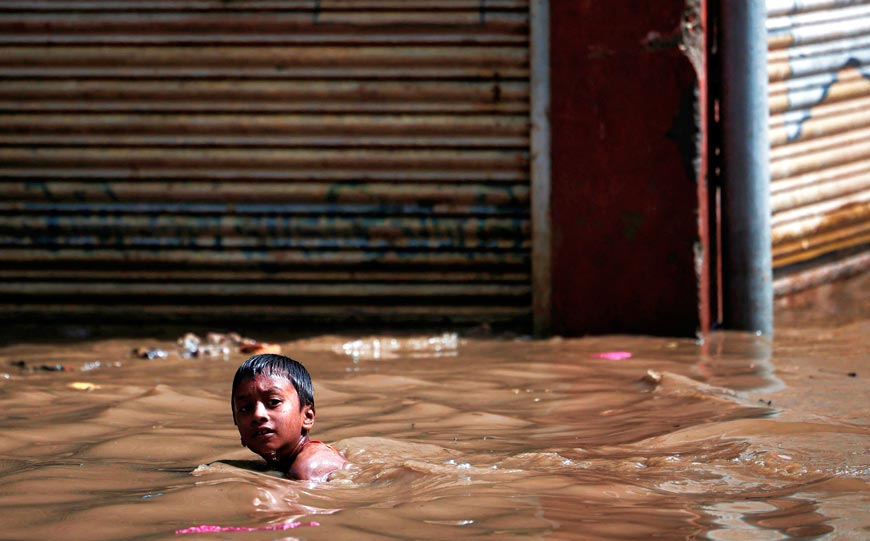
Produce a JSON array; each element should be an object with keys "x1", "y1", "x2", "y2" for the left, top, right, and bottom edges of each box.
[{"x1": 302, "y1": 405, "x2": 315, "y2": 430}]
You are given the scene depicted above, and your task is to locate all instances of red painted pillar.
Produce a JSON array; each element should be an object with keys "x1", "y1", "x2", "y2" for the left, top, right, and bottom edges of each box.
[{"x1": 549, "y1": 1, "x2": 702, "y2": 336}]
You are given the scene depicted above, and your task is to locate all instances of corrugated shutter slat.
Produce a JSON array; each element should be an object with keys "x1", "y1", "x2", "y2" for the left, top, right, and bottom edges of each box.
[
  {"x1": 768, "y1": 0, "x2": 870, "y2": 288},
  {"x1": 0, "y1": 0, "x2": 532, "y2": 323}
]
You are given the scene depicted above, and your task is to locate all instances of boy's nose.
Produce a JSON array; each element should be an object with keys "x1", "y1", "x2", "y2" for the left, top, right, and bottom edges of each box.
[{"x1": 252, "y1": 401, "x2": 268, "y2": 421}]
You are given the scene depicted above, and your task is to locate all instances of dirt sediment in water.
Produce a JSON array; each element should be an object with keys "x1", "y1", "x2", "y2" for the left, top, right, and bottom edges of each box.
[{"x1": 0, "y1": 273, "x2": 866, "y2": 540}]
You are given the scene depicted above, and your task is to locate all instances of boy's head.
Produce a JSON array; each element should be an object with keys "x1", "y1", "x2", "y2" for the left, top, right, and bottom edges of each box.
[
  {"x1": 231, "y1": 353, "x2": 314, "y2": 413},
  {"x1": 231, "y1": 354, "x2": 316, "y2": 464}
]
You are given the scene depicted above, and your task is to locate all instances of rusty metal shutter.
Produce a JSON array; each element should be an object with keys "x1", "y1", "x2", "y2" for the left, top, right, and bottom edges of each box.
[
  {"x1": 0, "y1": 1, "x2": 531, "y2": 324},
  {"x1": 767, "y1": 0, "x2": 870, "y2": 294}
]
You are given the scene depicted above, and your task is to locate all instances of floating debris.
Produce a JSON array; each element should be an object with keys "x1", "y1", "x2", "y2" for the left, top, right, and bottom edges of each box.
[
  {"x1": 238, "y1": 340, "x2": 282, "y2": 355},
  {"x1": 169, "y1": 331, "x2": 281, "y2": 359},
  {"x1": 592, "y1": 351, "x2": 633, "y2": 360},
  {"x1": 202, "y1": 344, "x2": 230, "y2": 358},
  {"x1": 197, "y1": 332, "x2": 231, "y2": 357},
  {"x1": 409, "y1": 333, "x2": 459, "y2": 357},
  {"x1": 132, "y1": 347, "x2": 168, "y2": 360},
  {"x1": 641, "y1": 369, "x2": 663, "y2": 385},
  {"x1": 338, "y1": 333, "x2": 459, "y2": 361},
  {"x1": 81, "y1": 361, "x2": 122, "y2": 372},
  {"x1": 340, "y1": 337, "x2": 399, "y2": 361},
  {"x1": 207, "y1": 332, "x2": 232, "y2": 343},
  {"x1": 40, "y1": 364, "x2": 72, "y2": 372},
  {"x1": 68, "y1": 382, "x2": 99, "y2": 391},
  {"x1": 9, "y1": 361, "x2": 75, "y2": 372},
  {"x1": 9, "y1": 360, "x2": 74, "y2": 372},
  {"x1": 177, "y1": 333, "x2": 201, "y2": 359},
  {"x1": 128, "y1": 332, "x2": 283, "y2": 361},
  {"x1": 175, "y1": 521, "x2": 319, "y2": 535}
]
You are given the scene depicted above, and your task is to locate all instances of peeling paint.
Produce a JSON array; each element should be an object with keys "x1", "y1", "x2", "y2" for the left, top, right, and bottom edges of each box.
[{"x1": 768, "y1": 1, "x2": 870, "y2": 275}]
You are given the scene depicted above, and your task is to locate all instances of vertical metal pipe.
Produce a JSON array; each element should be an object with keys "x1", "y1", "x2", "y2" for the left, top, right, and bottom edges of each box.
[
  {"x1": 530, "y1": 0, "x2": 552, "y2": 337},
  {"x1": 695, "y1": 0, "x2": 713, "y2": 335},
  {"x1": 719, "y1": 0, "x2": 773, "y2": 335}
]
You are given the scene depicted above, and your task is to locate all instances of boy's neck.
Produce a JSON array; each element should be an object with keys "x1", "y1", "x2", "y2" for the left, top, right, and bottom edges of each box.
[{"x1": 269, "y1": 433, "x2": 310, "y2": 471}]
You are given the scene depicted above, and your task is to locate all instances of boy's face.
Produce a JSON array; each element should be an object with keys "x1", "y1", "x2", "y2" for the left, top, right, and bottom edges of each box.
[{"x1": 232, "y1": 374, "x2": 314, "y2": 463}]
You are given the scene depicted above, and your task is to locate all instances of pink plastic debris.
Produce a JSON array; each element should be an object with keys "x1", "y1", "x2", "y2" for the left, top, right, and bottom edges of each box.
[
  {"x1": 591, "y1": 351, "x2": 632, "y2": 360},
  {"x1": 175, "y1": 521, "x2": 320, "y2": 535}
]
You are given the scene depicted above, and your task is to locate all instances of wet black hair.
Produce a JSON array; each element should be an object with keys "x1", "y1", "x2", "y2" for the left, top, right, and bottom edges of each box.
[{"x1": 231, "y1": 354, "x2": 315, "y2": 415}]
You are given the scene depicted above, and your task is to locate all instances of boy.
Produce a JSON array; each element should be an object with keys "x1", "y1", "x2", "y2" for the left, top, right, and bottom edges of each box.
[{"x1": 231, "y1": 353, "x2": 346, "y2": 481}]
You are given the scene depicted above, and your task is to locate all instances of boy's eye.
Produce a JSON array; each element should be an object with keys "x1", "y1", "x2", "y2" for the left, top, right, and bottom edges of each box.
[{"x1": 269, "y1": 399, "x2": 282, "y2": 407}]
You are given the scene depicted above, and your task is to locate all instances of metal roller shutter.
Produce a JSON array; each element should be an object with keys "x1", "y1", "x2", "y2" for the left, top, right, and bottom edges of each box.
[
  {"x1": 767, "y1": 0, "x2": 870, "y2": 293},
  {"x1": 0, "y1": 0, "x2": 532, "y2": 324}
]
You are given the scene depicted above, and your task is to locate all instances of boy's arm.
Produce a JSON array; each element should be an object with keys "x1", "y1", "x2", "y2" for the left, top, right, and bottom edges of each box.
[{"x1": 287, "y1": 444, "x2": 347, "y2": 481}]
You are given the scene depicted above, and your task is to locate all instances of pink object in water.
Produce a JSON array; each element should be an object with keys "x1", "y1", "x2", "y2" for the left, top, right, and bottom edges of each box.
[
  {"x1": 591, "y1": 351, "x2": 632, "y2": 360},
  {"x1": 175, "y1": 521, "x2": 320, "y2": 535}
]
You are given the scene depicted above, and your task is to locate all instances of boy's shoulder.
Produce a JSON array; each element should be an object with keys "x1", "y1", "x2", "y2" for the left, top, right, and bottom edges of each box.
[{"x1": 288, "y1": 441, "x2": 347, "y2": 481}]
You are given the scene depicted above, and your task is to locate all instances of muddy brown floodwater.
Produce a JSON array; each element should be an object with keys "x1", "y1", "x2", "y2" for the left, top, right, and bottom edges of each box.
[{"x1": 0, "y1": 274, "x2": 867, "y2": 541}]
